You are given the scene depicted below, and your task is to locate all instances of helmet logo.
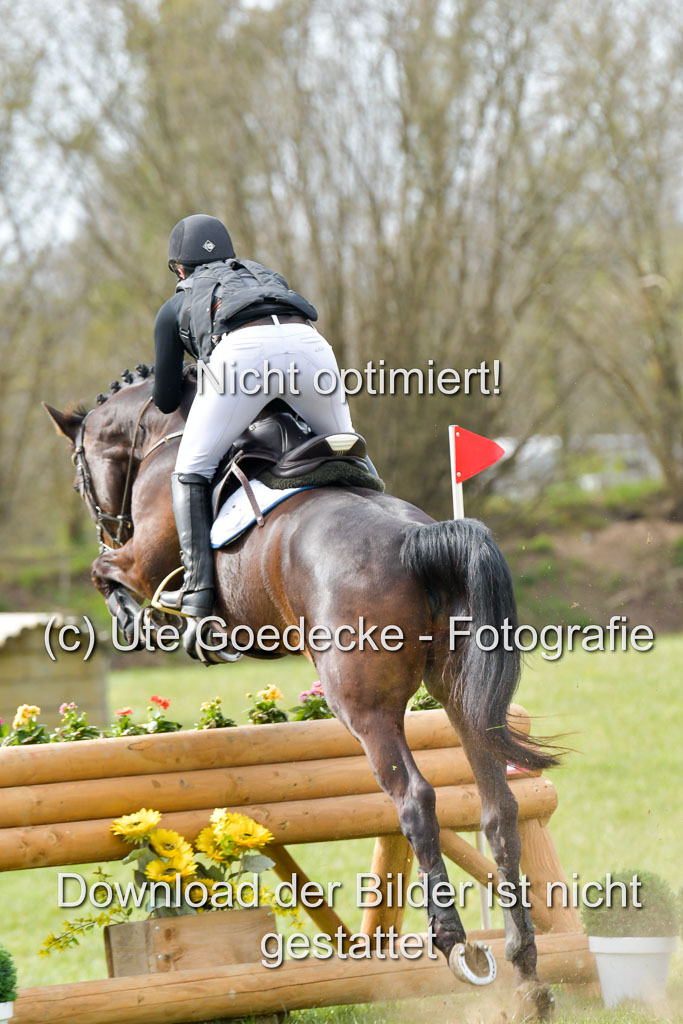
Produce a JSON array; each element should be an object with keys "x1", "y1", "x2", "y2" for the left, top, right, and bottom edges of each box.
[{"x1": 202, "y1": 239, "x2": 216, "y2": 253}]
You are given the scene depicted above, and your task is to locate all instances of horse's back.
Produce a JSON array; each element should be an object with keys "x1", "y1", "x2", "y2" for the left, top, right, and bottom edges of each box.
[{"x1": 214, "y1": 485, "x2": 434, "y2": 633}]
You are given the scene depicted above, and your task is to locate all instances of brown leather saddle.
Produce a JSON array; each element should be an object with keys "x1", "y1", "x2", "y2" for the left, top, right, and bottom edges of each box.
[{"x1": 211, "y1": 400, "x2": 369, "y2": 521}]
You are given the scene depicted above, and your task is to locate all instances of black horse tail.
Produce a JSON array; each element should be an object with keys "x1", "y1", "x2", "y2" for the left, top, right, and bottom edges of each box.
[{"x1": 401, "y1": 518, "x2": 559, "y2": 771}]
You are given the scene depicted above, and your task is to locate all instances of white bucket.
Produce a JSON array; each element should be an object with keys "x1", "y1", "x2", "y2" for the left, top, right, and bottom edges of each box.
[
  {"x1": 0, "y1": 1001, "x2": 14, "y2": 1023},
  {"x1": 588, "y1": 935, "x2": 678, "y2": 1007}
]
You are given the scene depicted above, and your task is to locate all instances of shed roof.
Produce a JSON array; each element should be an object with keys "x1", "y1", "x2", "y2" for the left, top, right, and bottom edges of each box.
[{"x1": 0, "y1": 613, "x2": 55, "y2": 649}]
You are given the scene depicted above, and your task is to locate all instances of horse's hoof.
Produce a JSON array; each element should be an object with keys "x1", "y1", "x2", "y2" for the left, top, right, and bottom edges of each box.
[
  {"x1": 448, "y1": 941, "x2": 497, "y2": 986},
  {"x1": 511, "y1": 981, "x2": 555, "y2": 1021}
]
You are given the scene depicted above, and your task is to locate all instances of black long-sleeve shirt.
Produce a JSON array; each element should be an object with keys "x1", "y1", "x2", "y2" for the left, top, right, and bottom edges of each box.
[{"x1": 152, "y1": 291, "x2": 303, "y2": 413}]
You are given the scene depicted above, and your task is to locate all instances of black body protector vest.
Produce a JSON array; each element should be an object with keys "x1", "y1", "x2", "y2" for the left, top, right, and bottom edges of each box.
[{"x1": 176, "y1": 258, "x2": 318, "y2": 361}]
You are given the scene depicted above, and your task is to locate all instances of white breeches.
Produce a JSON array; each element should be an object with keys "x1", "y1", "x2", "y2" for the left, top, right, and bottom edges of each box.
[{"x1": 175, "y1": 320, "x2": 354, "y2": 479}]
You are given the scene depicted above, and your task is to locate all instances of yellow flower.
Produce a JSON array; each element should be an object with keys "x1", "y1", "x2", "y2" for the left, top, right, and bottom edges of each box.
[
  {"x1": 195, "y1": 826, "x2": 227, "y2": 863},
  {"x1": 111, "y1": 808, "x2": 161, "y2": 844},
  {"x1": 200, "y1": 697, "x2": 222, "y2": 711},
  {"x1": 257, "y1": 686, "x2": 283, "y2": 702},
  {"x1": 210, "y1": 809, "x2": 273, "y2": 849},
  {"x1": 168, "y1": 848, "x2": 197, "y2": 878},
  {"x1": 13, "y1": 704, "x2": 41, "y2": 729},
  {"x1": 145, "y1": 859, "x2": 178, "y2": 883},
  {"x1": 149, "y1": 828, "x2": 184, "y2": 857},
  {"x1": 183, "y1": 877, "x2": 229, "y2": 906}
]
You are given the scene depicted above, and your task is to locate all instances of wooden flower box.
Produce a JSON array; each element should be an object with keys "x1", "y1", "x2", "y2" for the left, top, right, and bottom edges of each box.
[{"x1": 104, "y1": 906, "x2": 274, "y2": 977}]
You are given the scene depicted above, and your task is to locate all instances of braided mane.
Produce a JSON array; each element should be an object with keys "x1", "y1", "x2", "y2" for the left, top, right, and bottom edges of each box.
[
  {"x1": 94, "y1": 364, "x2": 154, "y2": 405},
  {"x1": 93, "y1": 363, "x2": 196, "y2": 405}
]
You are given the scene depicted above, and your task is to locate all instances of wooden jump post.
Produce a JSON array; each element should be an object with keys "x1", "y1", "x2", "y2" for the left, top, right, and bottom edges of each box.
[{"x1": 0, "y1": 706, "x2": 590, "y2": 1024}]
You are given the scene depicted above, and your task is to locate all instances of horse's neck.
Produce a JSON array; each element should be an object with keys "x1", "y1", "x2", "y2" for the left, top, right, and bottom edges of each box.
[{"x1": 139, "y1": 395, "x2": 186, "y2": 451}]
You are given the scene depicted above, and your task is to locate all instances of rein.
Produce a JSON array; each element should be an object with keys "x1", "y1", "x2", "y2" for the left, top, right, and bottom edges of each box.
[{"x1": 73, "y1": 398, "x2": 183, "y2": 553}]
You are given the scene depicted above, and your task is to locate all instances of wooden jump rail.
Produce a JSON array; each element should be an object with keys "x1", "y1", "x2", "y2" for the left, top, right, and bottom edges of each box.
[{"x1": 0, "y1": 705, "x2": 592, "y2": 1024}]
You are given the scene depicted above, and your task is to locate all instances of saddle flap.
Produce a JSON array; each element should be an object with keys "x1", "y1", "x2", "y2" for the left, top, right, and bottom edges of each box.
[{"x1": 233, "y1": 408, "x2": 313, "y2": 456}]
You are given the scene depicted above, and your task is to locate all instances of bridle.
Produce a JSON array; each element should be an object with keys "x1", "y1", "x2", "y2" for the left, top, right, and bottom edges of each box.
[{"x1": 72, "y1": 397, "x2": 183, "y2": 553}]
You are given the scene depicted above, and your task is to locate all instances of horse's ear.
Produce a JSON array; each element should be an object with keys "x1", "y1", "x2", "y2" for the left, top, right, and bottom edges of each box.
[{"x1": 42, "y1": 402, "x2": 84, "y2": 442}]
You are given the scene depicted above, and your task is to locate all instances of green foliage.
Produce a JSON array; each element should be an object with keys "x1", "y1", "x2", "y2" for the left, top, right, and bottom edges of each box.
[
  {"x1": 290, "y1": 681, "x2": 334, "y2": 721},
  {"x1": 0, "y1": 942, "x2": 18, "y2": 1002},
  {"x1": 409, "y1": 685, "x2": 442, "y2": 711},
  {"x1": 1, "y1": 706, "x2": 50, "y2": 747},
  {"x1": 245, "y1": 687, "x2": 289, "y2": 724},
  {"x1": 195, "y1": 697, "x2": 237, "y2": 730},
  {"x1": 580, "y1": 870, "x2": 678, "y2": 938},
  {"x1": 107, "y1": 708, "x2": 148, "y2": 737},
  {"x1": 2, "y1": 725, "x2": 50, "y2": 746},
  {"x1": 525, "y1": 533, "x2": 555, "y2": 553},
  {"x1": 487, "y1": 479, "x2": 668, "y2": 536},
  {"x1": 50, "y1": 703, "x2": 101, "y2": 742},
  {"x1": 143, "y1": 696, "x2": 183, "y2": 733}
]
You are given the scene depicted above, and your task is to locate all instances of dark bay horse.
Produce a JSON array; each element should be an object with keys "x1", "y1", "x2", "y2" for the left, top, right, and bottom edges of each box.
[{"x1": 44, "y1": 368, "x2": 556, "y2": 1017}]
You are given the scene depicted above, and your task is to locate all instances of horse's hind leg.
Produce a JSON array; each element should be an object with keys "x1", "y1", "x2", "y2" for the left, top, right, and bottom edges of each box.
[
  {"x1": 319, "y1": 655, "x2": 467, "y2": 963},
  {"x1": 448, "y1": 715, "x2": 555, "y2": 1019},
  {"x1": 346, "y1": 709, "x2": 466, "y2": 957}
]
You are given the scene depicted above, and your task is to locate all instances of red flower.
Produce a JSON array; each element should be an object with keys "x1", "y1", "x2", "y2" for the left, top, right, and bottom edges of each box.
[
  {"x1": 115, "y1": 707, "x2": 133, "y2": 717},
  {"x1": 150, "y1": 695, "x2": 170, "y2": 711}
]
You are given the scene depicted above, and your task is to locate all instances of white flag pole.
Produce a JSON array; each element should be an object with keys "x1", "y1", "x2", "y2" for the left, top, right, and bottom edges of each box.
[
  {"x1": 449, "y1": 425, "x2": 492, "y2": 931},
  {"x1": 448, "y1": 426, "x2": 465, "y2": 519}
]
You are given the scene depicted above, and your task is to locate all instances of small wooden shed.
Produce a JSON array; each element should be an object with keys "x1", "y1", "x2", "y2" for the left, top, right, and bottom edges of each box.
[{"x1": 0, "y1": 613, "x2": 108, "y2": 731}]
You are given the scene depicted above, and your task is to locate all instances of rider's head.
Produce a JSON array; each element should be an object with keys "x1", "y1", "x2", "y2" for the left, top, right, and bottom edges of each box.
[{"x1": 167, "y1": 215, "x2": 235, "y2": 278}]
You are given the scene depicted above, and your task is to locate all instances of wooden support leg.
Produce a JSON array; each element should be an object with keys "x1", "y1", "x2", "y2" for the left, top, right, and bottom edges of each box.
[
  {"x1": 440, "y1": 828, "x2": 496, "y2": 887},
  {"x1": 267, "y1": 845, "x2": 353, "y2": 939},
  {"x1": 360, "y1": 835, "x2": 414, "y2": 937},
  {"x1": 518, "y1": 819, "x2": 582, "y2": 933},
  {"x1": 440, "y1": 829, "x2": 555, "y2": 933}
]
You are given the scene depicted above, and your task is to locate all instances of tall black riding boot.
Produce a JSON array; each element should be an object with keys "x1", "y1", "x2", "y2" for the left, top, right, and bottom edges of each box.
[{"x1": 158, "y1": 473, "x2": 216, "y2": 618}]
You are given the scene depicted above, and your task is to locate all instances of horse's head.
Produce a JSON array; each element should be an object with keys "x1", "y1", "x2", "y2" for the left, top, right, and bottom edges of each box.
[{"x1": 43, "y1": 368, "x2": 185, "y2": 549}]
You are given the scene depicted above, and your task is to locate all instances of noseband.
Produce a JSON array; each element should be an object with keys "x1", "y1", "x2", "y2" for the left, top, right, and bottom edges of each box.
[{"x1": 72, "y1": 397, "x2": 183, "y2": 553}]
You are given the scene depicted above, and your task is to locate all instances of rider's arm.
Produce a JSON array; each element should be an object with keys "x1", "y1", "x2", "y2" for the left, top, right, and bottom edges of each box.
[{"x1": 153, "y1": 296, "x2": 185, "y2": 413}]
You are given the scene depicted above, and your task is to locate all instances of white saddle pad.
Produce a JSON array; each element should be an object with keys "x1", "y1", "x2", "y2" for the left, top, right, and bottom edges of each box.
[{"x1": 210, "y1": 478, "x2": 312, "y2": 548}]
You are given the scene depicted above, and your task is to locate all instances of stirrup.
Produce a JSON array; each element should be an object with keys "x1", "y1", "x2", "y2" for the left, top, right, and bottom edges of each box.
[{"x1": 151, "y1": 567, "x2": 213, "y2": 619}]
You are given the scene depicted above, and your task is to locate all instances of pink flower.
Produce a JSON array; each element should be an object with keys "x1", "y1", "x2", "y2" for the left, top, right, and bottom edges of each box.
[
  {"x1": 59, "y1": 702, "x2": 77, "y2": 715},
  {"x1": 299, "y1": 681, "x2": 325, "y2": 703},
  {"x1": 115, "y1": 707, "x2": 133, "y2": 717},
  {"x1": 150, "y1": 695, "x2": 170, "y2": 711}
]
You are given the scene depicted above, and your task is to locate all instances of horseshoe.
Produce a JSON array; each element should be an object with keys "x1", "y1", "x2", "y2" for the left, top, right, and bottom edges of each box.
[{"x1": 448, "y1": 941, "x2": 497, "y2": 986}]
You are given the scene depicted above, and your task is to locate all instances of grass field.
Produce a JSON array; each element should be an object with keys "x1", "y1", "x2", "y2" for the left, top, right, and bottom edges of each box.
[{"x1": 0, "y1": 637, "x2": 681, "y2": 1022}]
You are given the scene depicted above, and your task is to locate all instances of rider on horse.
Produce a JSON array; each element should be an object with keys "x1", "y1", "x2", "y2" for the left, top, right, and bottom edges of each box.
[{"x1": 154, "y1": 214, "x2": 357, "y2": 619}]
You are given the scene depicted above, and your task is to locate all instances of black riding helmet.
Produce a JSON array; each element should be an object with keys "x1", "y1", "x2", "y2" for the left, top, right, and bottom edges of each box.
[{"x1": 167, "y1": 214, "x2": 235, "y2": 271}]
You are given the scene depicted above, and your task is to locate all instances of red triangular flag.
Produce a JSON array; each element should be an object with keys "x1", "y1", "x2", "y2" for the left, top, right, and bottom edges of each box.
[{"x1": 450, "y1": 425, "x2": 505, "y2": 483}]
